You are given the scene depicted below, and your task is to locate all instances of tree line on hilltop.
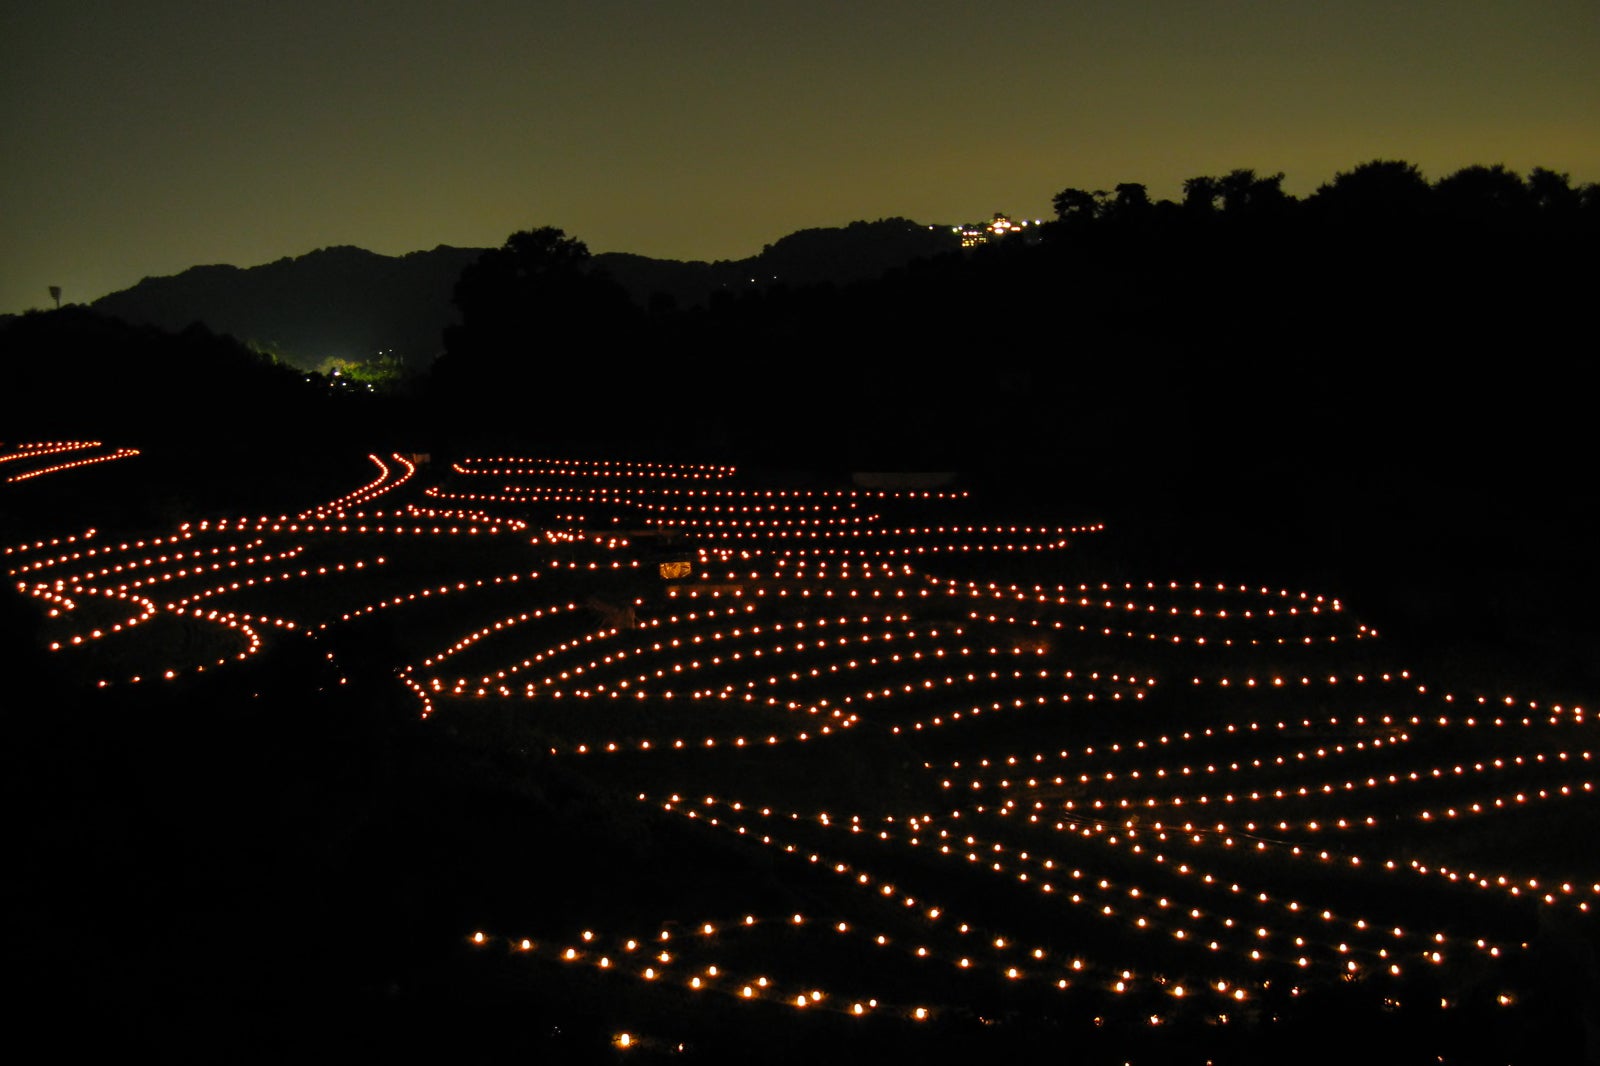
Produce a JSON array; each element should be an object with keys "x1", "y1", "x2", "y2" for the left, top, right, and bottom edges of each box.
[
  {"x1": 427, "y1": 159, "x2": 1596, "y2": 466},
  {"x1": 5, "y1": 157, "x2": 1595, "y2": 488},
  {"x1": 1051, "y1": 160, "x2": 1595, "y2": 226}
]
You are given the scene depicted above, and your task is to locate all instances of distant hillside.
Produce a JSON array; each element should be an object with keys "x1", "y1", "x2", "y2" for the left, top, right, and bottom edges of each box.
[
  {"x1": 594, "y1": 218, "x2": 962, "y2": 307},
  {"x1": 91, "y1": 245, "x2": 483, "y2": 374},
  {"x1": 0, "y1": 306, "x2": 364, "y2": 444},
  {"x1": 90, "y1": 219, "x2": 960, "y2": 371}
]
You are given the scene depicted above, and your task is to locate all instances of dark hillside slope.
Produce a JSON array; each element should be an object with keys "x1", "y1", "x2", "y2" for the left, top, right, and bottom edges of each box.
[{"x1": 92, "y1": 245, "x2": 484, "y2": 374}]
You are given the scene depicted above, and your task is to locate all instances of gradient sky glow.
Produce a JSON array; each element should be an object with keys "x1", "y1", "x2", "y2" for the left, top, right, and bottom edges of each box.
[{"x1": 3, "y1": 0, "x2": 1596, "y2": 314}]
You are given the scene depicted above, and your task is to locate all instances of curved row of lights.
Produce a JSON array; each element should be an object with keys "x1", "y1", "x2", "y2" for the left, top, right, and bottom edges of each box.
[{"x1": 7, "y1": 447, "x2": 1585, "y2": 1052}]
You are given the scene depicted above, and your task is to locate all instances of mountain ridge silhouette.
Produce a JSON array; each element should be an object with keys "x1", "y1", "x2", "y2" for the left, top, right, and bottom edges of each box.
[{"x1": 88, "y1": 219, "x2": 959, "y2": 372}]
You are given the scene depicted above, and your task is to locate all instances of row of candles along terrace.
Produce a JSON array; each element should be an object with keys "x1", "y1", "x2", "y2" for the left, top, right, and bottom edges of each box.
[
  {"x1": 384, "y1": 505, "x2": 1587, "y2": 1037},
  {"x1": 399, "y1": 562, "x2": 1364, "y2": 714},
  {"x1": 5, "y1": 451, "x2": 530, "y2": 683},
  {"x1": 14, "y1": 453, "x2": 1594, "y2": 897},
  {"x1": 12, "y1": 454, "x2": 1592, "y2": 870},
  {"x1": 0, "y1": 440, "x2": 140, "y2": 483},
  {"x1": 7, "y1": 451, "x2": 1083, "y2": 685},
  {"x1": 421, "y1": 460, "x2": 1594, "y2": 1040},
  {"x1": 407, "y1": 575, "x2": 1596, "y2": 905},
  {"x1": 464, "y1": 737, "x2": 1578, "y2": 1033},
  {"x1": 0, "y1": 453, "x2": 643, "y2": 689},
  {"x1": 7, "y1": 448, "x2": 1594, "y2": 1039},
  {"x1": 463, "y1": 773, "x2": 1540, "y2": 1036},
  {"x1": 409, "y1": 564, "x2": 1363, "y2": 713}
]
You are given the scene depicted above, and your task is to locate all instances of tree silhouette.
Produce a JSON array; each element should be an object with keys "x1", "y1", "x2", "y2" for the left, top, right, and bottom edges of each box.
[
  {"x1": 1217, "y1": 169, "x2": 1291, "y2": 216},
  {"x1": 1106, "y1": 183, "x2": 1152, "y2": 223},
  {"x1": 432, "y1": 226, "x2": 641, "y2": 442},
  {"x1": 1435, "y1": 164, "x2": 1531, "y2": 218},
  {"x1": 1311, "y1": 159, "x2": 1430, "y2": 219},
  {"x1": 1051, "y1": 186, "x2": 1100, "y2": 222},
  {"x1": 1182, "y1": 175, "x2": 1221, "y2": 214},
  {"x1": 1527, "y1": 167, "x2": 1581, "y2": 214},
  {"x1": 448, "y1": 226, "x2": 598, "y2": 328},
  {"x1": 1218, "y1": 169, "x2": 1258, "y2": 214}
]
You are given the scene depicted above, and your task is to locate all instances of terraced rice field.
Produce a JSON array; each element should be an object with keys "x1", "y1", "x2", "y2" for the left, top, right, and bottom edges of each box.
[{"x1": 8, "y1": 443, "x2": 1595, "y2": 1062}]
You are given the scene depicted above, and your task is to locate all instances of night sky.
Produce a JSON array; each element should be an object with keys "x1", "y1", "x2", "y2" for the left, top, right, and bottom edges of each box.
[{"x1": 3, "y1": 0, "x2": 1596, "y2": 315}]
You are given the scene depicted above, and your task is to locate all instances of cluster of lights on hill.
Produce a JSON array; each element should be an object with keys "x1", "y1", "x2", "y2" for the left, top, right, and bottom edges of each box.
[{"x1": 7, "y1": 448, "x2": 1593, "y2": 1052}]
